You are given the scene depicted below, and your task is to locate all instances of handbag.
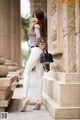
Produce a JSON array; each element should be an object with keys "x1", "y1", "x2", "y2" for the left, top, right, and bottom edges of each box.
[{"x1": 40, "y1": 49, "x2": 53, "y2": 64}]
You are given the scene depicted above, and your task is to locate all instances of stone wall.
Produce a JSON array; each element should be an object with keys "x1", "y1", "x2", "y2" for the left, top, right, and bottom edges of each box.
[
  {"x1": 43, "y1": 0, "x2": 80, "y2": 119},
  {"x1": 47, "y1": 0, "x2": 80, "y2": 73}
]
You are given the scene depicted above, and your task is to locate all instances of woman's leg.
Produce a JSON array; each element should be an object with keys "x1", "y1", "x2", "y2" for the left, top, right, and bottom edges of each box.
[
  {"x1": 36, "y1": 61, "x2": 44, "y2": 100},
  {"x1": 23, "y1": 47, "x2": 43, "y2": 98},
  {"x1": 34, "y1": 61, "x2": 44, "y2": 110},
  {"x1": 20, "y1": 47, "x2": 42, "y2": 111}
]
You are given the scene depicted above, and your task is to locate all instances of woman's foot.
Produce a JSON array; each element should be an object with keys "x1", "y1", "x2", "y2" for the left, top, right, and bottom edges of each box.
[
  {"x1": 20, "y1": 99, "x2": 30, "y2": 112},
  {"x1": 33, "y1": 100, "x2": 43, "y2": 110}
]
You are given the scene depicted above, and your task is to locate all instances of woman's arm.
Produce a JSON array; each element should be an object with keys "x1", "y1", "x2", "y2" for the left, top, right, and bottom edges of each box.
[
  {"x1": 34, "y1": 24, "x2": 41, "y2": 45},
  {"x1": 35, "y1": 24, "x2": 46, "y2": 50}
]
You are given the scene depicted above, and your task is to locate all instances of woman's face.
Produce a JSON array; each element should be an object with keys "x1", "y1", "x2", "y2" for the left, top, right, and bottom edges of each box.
[{"x1": 33, "y1": 14, "x2": 39, "y2": 25}]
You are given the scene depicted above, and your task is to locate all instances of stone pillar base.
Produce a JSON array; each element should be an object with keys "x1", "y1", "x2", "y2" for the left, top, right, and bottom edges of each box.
[
  {"x1": 43, "y1": 92, "x2": 80, "y2": 119},
  {"x1": 0, "y1": 75, "x2": 17, "y2": 112},
  {"x1": 42, "y1": 71, "x2": 80, "y2": 119}
]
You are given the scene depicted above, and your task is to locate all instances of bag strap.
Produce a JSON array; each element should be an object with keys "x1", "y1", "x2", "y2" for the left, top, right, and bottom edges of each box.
[{"x1": 43, "y1": 48, "x2": 48, "y2": 53}]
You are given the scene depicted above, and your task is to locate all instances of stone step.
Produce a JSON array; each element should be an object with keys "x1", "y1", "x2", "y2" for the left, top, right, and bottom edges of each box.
[
  {"x1": 43, "y1": 72, "x2": 80, "y2": 107},
  {"x1": 0, "y1": 107, "x2": 6, "y2": 112},
  {"x1": 0, "y1": 75, "x2": 18, "y2": 112},
  {"x1": 16, "y1": 68, "x2": 24, "y2": 76},
  {"x1": 42, "y1": 92, "x2": 80, "y2": 119},
  {"x1": 8, "y1": 68, "x2": 24, "y2": 81},
  {"x1": 11, "y1": 81, "x2": 18, "y2": 91},
  {"x1": 0, "y1": 91, "x2": 13, "y2": 108},
  {"x1": 0, "y1": 75, "x2": 18, "y2": 86},
  {"x1": 44, "y1": 71, "x2": 80, "y2": 83},
  {"x1": 0, "y1": 86, "x2": 11, "y2": 100},
  {"x1": 8, "y1": 72, "x2": 19, "y2": 81},
  {"x1": 8, "y1": 66, "x2": 20, "y2": 72}
]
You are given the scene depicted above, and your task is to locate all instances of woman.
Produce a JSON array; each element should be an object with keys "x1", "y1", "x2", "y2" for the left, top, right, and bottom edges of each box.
[{"x1": 20, "y1": 9, "x2": 47, "y2": 112}]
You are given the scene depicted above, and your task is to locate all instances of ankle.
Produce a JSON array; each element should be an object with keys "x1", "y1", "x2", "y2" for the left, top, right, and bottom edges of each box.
[
  {"x1": 23, "y1": 98, "x2": 29, "y2": 101},
  {"x1": 22, "y1": 98, "x2": 30, "y2": 104},
  {"x1": 37, "y1": 100, "x2": 43, "y2": 104}
]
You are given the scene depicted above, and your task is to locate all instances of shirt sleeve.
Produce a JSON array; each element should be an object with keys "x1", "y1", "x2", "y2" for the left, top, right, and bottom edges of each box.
[{"x1": 34, "y1": 27, "x2": 41, "y2": 45}]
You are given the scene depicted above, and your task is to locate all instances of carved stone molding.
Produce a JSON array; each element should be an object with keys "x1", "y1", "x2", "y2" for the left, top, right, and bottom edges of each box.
[
  {"x1": 48, "y1": 1, "x2": 63, "y2": 55},
  {"x1": 51, "y1": 0, "x2": 57, "y2": 16}
]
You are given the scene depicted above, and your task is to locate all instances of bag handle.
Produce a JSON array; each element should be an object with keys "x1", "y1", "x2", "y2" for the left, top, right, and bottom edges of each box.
[{"x1": 43, "y1": 48, "x2": 48, "y2": 53}]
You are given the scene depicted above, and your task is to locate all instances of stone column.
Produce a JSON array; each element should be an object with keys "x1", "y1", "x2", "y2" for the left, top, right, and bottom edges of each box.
[
  {"x1": 15, "y1": 0, "x2": 22, "y2": 65},
  {"x1": 0, "y1": 56, "x2": 18, "y2": 112},
  {"x1": 43, "y1": 0, "x2": 80, "y2": 119},
  {"x1": 11, "y1": 0, "x2": 22, "y2": 65},
  {"x1": 0, "y1": 57, "x2": 8, "y2": 77},
  {"x1": 30, "y1": 0, "x2": 47, "y2": 31},
  {"x1": 0, "y1": 0, "x2": 11, "y2": 59},
  {"x1": 75, "y1": 0, "x2": 80, "y2": 72},
  {"x1": 11, "y1": 0, "x2": 16, "y2": 63},
  {"x1": 63, "y1": 0, "x2": 76, "y2": 72}
]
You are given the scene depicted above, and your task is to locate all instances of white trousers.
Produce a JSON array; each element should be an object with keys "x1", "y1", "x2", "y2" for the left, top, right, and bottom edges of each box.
[{"x1": 23, "y1": 47, "x2": 44, "y2": 100}]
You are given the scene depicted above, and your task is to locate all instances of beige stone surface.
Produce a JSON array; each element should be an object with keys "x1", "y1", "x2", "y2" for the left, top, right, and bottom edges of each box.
[
  {"x1": 8, "y1": 66, "x2": 20, "y2": 72},
  {"x1": 16, "y1": 68, "x2": 24, "y2": 76},
  {"x1": 0, "y1": 0, "x2": 11, "y2": 59},
  {"x1": 44, "y1": 71, "x2": 80, "y2": 83},
  {"x1": 48, "y1": 0, "x2": 63, "y2": 55},
  {"x1": 43, "y1": 92, "x2": 80, "y2": 119},
  {"x1": 63, "y1": 35, "x2": 69, "y2": 72},
  {"x1": 67, "y1": 3, "x2": 75, "y2": 34},
  {"x1": 0, "y1": 74, "x2": 17, "y2": 111},
  {"x1": 0, "y1": 0, "x2": 21, "y2": 65},
  {"x1": 11, "y1": 81, "x2": 18, "y2": 91},
  {"x1": 0, "y1": 65, "x2": 9, "y2": 77},
  {"x1": 8, "y1": 68, "x2": 24, "y2": 81},
  {"x1": 63, "y1": 3, "x2": 68, "y2": 36},
  {"x1": 60, "y1": 84, "x2": 80, "y2": 107},
  {"x1": 11, "y1": 0, "x2": 16, "y2": 63},
  {"x1": 5, "y1": 60, "x2": 18, "y2": 66},
  {"x1": 63, "y1": 34, "x2": 76, "y2": 72},
  {"x1": 48, "y1": 0, "x2": 78, "y2": 73},
  {"x1": 43, "y1": 77, "x2": 80, "y2": 107},
  {"x1": 14, "y1": 0, "x2": 22, "y2": 65},
  {"x1": 0, "y1": 75, "x2": 17, "y2": 86},
  {"x1": 68, "y1": 34, "x2": 76, "y2": 72},
  {"x1": 8, "y1": 72, "x2": 19, "y2": 80},
  {"x1": 0, "y1": 86, "x2": 11, "y2": 100},
  {"x1": 0, "y1": 92, "x2": 13, "y2": 108},
  {"x1": 75, "y1": 0, "x2": 80, "y2": 34},
  {"x1": 4, "y1": 59, "x2": 21, "y2": 72},
  {"x1": 43, "y1": 71, "x2": 80, "y2": 118},
  {"x1": 0, "y1": 57, "x2": 5, "y2": 65},
  {"x1": 76, "y1": 33, "x2": 80, "y2": 72}
]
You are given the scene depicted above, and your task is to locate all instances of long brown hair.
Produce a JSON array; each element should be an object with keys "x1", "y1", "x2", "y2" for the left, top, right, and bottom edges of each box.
[{"x1": 32, "y1": 9, "x2": 46, "y2": 37}]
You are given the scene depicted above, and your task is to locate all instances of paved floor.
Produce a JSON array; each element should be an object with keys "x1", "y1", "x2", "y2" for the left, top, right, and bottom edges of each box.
[{"x1": 6, "y1": 71, "x2": 53, "y2": 120}]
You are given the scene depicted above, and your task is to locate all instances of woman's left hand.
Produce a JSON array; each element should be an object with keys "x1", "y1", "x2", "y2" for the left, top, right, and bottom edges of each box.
[{"x1": 38, "y1": 42, "x2": 46, "y2": 50}]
